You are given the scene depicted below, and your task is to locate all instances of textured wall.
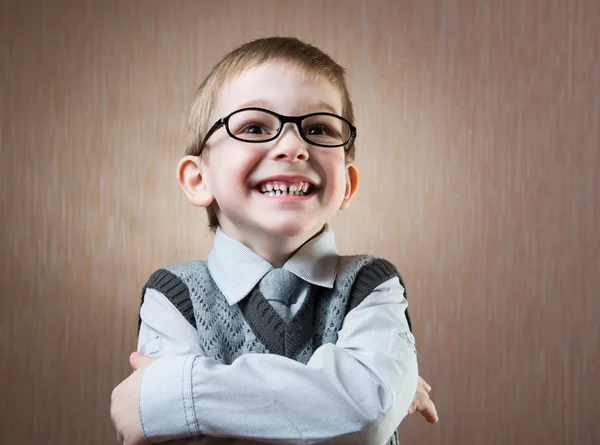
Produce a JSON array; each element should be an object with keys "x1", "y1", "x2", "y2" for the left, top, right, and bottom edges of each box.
[{"x1": 1, "y1": 0, "x2": 598, "y2": 444}]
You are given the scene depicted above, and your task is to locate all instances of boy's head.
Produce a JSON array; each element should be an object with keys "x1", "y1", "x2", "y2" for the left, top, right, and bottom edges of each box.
[
  {"x1": 186, "y1": 37, "x2": 356, "y2": 161},
  {"x1": 177, "y1": 37, "x2": 359, "y2": 248}
]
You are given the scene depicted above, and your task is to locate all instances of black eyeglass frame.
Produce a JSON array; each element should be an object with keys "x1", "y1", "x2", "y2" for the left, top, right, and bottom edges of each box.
[{"x1": 197, "y1": 107, "x2": 357, "y2": 154}]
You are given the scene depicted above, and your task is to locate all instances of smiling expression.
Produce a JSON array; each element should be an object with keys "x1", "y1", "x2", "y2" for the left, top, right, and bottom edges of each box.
[{"x1": 189, "y1": 63, "x2": 358, "y2": 251}]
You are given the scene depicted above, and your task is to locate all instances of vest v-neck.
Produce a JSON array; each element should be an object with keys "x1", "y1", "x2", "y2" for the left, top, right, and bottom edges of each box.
[{"x1": 239, "y1": 285, "x2": 322, "y2": 358}]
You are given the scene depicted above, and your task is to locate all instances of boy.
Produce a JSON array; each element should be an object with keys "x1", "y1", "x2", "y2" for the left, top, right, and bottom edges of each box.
[{"x1": 111, "y1": 37, "x2": 437, "y2": 445}]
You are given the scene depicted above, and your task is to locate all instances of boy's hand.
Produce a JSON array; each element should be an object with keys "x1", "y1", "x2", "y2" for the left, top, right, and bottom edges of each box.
[
  {"x1": 407, "y1": 376, "x2": 439, "y2": 423},
  {"x1": 110, "y1": 352, "x2": 155, "y2": 445}
]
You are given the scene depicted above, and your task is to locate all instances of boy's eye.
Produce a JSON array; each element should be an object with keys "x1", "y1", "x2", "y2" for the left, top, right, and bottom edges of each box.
[
  {"x1": 229, "y1": 110, "x2": 279, "y2": 140},
  {"x1": 240, "y1": 123, "x2": 265, "y2": 135},
  {"x1": 305, "y1": 124, "x2": 334, "y2": 137},
  {"x1": 301, "y1": 114, "x2": 345, "y2": 144}
]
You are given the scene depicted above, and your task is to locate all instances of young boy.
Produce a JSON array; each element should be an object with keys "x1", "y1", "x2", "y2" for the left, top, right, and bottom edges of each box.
[{"x1": 111, "y1": 37, "x2": 437, "y2": 445}]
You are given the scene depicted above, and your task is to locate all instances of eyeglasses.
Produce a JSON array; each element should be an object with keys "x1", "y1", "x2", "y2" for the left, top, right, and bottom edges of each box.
[{"x1": 198, "y1": 107, "x2": 357, "y2": 154}]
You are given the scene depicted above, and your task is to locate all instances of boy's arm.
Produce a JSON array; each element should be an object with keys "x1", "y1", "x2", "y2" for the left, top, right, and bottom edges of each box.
[
  {"x1": 116, "y1": 289, "x2": 230, "y2": 445},
  {"x1": 137, "y1": 276, "x2": 418, "y2": 445}
]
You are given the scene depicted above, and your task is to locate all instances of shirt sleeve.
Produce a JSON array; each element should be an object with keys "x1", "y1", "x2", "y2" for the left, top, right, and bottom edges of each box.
[
  {"x1": 138, "y1": 277, "x2": 419, "y2": 445},
  {"x1": 138, "y1": 287, "x2": 204, "y2": 357}
]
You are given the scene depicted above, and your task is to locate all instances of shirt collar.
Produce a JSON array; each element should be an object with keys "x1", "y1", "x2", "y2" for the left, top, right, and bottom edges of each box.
[{"x1": 207, "y1": 225, "x2": 340, "y2": 305}]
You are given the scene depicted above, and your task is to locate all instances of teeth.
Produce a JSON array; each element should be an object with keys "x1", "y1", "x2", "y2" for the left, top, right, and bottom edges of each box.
[{"x1": 258, "y1": 180, "x2": 314, "y2": 196}]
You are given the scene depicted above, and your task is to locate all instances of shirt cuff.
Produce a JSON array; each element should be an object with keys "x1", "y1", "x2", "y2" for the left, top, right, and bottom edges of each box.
[{"x1": 139, "y1": 355, "x2": 198, "y2": 442}]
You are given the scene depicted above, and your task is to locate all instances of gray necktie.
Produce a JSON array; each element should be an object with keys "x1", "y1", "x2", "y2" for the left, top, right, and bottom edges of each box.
[{"x1": 259, "y1": 268, "x2": 301, "y2": 323}]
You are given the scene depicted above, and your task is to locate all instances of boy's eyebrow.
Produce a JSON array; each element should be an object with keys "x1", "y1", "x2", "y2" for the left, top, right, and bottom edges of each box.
[
  {"x1": 235, "y1": 99, "x2": 340, "y2": 115},
  {"x1": 302, "y1": 100, "x2": 339, "y2": 115},
  {"x1": 237, "y1": 98, "x2": 271, "y2": 110}
]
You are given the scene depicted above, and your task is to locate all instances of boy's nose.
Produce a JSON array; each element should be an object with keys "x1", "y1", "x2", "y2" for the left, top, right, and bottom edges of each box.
[{"x1": 270, "y1": 125, "x2": 309, "y2": 161}]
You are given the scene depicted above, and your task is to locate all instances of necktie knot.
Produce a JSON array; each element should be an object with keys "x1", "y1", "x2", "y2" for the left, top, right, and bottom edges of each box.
[{"x1": 259, "y1": 268, "x2": 301, "y2": 321}]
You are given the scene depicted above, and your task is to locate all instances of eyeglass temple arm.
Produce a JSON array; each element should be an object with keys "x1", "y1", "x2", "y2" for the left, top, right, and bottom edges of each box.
[{"x1": 198, "y1": 118, "x2": 226, "y2": 153}]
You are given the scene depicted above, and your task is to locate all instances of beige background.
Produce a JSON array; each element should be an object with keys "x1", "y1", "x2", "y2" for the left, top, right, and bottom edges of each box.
[{"x1": 1, "y1": 0, "x2": 598, "y2": 444}]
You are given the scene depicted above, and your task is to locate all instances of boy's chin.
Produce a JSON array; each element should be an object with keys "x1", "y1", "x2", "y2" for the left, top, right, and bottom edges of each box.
[{"x1": 254, "y1": 219, "x2": 321, "y2": 241}]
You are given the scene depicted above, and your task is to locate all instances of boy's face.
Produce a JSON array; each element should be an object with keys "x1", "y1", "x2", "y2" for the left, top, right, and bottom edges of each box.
[{"x1": 192, "y1": 63, "x2": 357, "y2": 246}]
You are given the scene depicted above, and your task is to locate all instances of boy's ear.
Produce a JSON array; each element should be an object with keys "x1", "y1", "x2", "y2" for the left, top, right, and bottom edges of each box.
[
  {"x1": 176, "y1": 156, "x2": 214, "y2": 207},
  {"x1": 340, "y1": 163, "x2": 359, "y2": 210}
]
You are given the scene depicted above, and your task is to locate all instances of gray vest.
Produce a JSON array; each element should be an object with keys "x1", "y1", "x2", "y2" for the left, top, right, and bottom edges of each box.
[{"x1": 138, "y1": 254, "x2": 411, "y2": 445}]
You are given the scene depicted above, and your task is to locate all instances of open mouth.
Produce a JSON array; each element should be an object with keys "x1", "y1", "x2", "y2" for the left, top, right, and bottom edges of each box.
[{"x1": 256, "y1": 180, "x2": 315, "y2": 197}]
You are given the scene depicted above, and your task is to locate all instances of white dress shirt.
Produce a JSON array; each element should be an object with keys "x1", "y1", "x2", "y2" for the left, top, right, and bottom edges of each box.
[{"x1": 137, "y1": 225, "x2": 418, "y2": 444}]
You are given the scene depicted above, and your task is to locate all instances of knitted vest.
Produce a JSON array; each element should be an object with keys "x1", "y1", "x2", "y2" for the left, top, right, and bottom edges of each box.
[{"x1": 138, "y1": 255, "x2": 411, "y2": 445}]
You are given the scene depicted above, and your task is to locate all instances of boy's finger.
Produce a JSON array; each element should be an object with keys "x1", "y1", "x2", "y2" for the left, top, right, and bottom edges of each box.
[
  {"x1": 426, "y1": 409, "x2": 439, "y2": 423},
  {"x1": 129, "y1": 352, "x2": 155, "y2": 371},
  {"x1": 418, "y1": 376, "x2": 432, "y2": 393},
  {"x1": 420, "y1": 399, "x2": 439, "y2": 424}
]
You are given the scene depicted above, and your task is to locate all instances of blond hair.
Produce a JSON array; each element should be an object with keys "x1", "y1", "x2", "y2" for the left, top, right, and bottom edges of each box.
[{"x1": 185, "y1": 37, "x2": 356, "y2": 231}]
